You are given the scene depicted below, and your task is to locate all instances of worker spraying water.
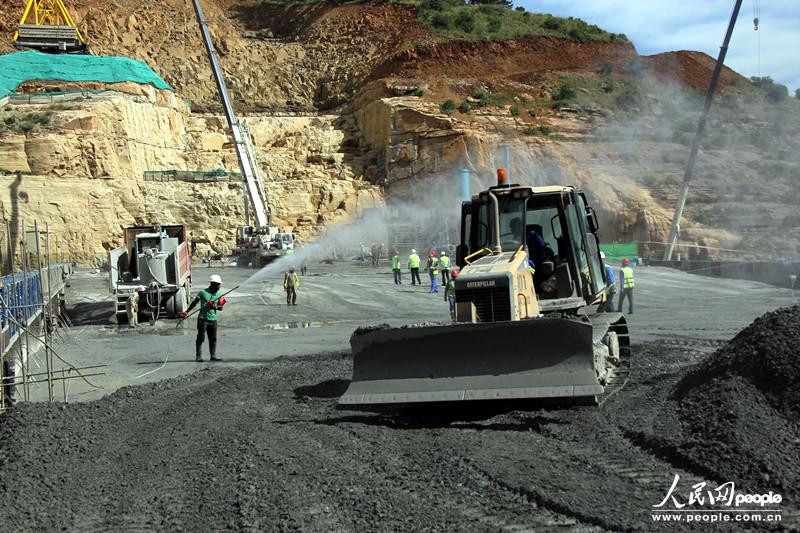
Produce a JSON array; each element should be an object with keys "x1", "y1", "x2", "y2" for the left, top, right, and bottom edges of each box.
[{"x1": 178, "y1": 274, "x2": 228, "y2": 362}]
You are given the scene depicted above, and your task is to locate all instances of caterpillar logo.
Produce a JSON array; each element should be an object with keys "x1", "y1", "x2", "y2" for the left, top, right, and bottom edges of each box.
[{"x1": 466, "y1": 280, "x2": 496, "y2": 288}]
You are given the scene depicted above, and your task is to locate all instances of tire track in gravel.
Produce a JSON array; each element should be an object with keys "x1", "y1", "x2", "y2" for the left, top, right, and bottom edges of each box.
[{"x1": 304, "y1": 411, "x2": 599, "y2": 532}]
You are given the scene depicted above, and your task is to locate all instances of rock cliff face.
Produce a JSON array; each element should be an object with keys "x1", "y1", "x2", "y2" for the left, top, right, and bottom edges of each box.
[
  {"x1": 1, "y1": 0, "x2": 798, "y2": 261},
  {"x1": 0, "y1": 91, "x2": 381, "y2": 259},
  {"x1": 0, "y1": 0, "x2": 437, "y2": 112},
  {"x1": 355, "y1": 93, "x2": 685, "y2": 252}
]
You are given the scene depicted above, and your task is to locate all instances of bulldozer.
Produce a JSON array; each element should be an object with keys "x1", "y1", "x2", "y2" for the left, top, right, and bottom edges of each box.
[{"x1": 340, "y1": 169, "x2": 630, "y2": 405}]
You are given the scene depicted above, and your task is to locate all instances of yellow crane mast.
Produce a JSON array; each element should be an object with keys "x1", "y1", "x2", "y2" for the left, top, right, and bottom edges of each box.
[{"x1": 13, "y1": 0, "x2": 87, "y2": 53}]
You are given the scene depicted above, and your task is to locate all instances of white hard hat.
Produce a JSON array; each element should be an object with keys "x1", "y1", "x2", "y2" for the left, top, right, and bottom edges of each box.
[
  {"x1": 441, "y1": 250, "x2": 448, "y2": 256},
  {"x1": 411, "y1": 249, "x2": 416, "y2": 253},
  {"x1": 209, "y1": 274, "x2": 222, "y2": 284},
  {"x1": 600, "y1": 251, "x2": 606, "y2": 259},
  {"x1": 136, "y1": 285, "x2": 146, "y2": 292}
]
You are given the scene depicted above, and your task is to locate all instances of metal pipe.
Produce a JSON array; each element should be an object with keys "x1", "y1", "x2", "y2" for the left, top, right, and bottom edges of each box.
[
  {"x1": 5, "y1": 220, "x2": 17, "y2": 404},
  {"x1": 0, "y1": 338, "x2": 3, "y2": 411},
  {"x1": 487, "y1": 191, "x2": 502, "y2": 254},
  {"x1": 20, "y1": 222, "x2": 30, "y2": 401},
  {"x1": 10, "y1": 364, "x2": 106, "y2": 379},
  {"x1": 34, "y1": 221, "x2": 53, "y2": 402},
  {"x1": 459, "y1": 168, "x2": 470, "y2": 202},
  {"x1": 503, "y1": 145, "x2": 511, "y2": 182},
  {"x1": 45, "y1": 223, "x2": 55, "y2": 398},
  {"x1": 5, "y1": 372, "x2": 105, "y2": 386},
  {"x1": 663, "y1": 0, "x2": 743, "y2": 260}
]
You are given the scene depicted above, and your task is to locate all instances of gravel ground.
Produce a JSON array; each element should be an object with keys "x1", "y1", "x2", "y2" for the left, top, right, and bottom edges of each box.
[
  {"x1": 1, "y1": 267, "x2": 798, "y2": 531},
  {"x1": 671, "y1": 306, "x2": 800, "y2": 500},
  {"x1": 1, "y1": 334, "x2": 798, "y2": 531}
]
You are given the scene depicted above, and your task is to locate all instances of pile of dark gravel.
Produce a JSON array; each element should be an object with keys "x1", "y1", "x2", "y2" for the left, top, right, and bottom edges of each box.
[{"x1": 672, "y1": 306, "x2": 800, "y2": 496}]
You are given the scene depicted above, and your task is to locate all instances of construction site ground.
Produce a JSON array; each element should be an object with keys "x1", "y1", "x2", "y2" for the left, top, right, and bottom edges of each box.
[{"x1": 2, "y1": 263, "x2": 798, "y2": 531}]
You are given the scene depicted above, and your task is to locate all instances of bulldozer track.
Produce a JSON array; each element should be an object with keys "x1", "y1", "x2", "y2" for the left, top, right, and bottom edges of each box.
[
  {"x1": 599, "y1": 359, "x2": 631, "y2": 407},
  {"x1": 597, "y1": 315, "x2": 632, "y2": 407}
]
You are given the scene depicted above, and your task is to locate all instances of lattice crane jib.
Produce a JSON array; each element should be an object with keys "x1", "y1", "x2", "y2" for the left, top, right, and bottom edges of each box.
[{"x1": 13, "y1": 0, "x2": 87, "y2": 53}]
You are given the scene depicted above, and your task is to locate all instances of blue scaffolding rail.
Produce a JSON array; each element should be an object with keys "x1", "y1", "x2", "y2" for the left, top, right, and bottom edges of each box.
[{"x1": 1, "y1": 263, "x2": 72, "y2": 358}]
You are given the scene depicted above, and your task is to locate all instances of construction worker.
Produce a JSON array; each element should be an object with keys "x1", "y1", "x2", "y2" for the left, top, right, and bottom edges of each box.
[
  {"x1": 391, "y1": 249, "x2": 402, "y2": 284},
  {"x1": 527, "y1": 224, "x2": 555, "y2": 268},
  {"x1": 444, "y1": 268, "x2": 459, "y2": 320},
  {"x1": 180, "y1": 274, "x2": 225, "y2": 362},
  {"x1": 426, "y1": 251, "x2": 440, "y2": 293},
  {"x1": 284, "y1": 267, "x2": 300, "y2": 305},
  {"x1": 126, "y1": 286, "x2": 146, "y2": 328},
  {"x1": 597, "y1": 251, "x2": 616, "y2": 313},
  {"x1": 190, "y1": 233, "x2": 197, "y2": 258},
  {"x1": 617, "y1": 258, "x2": 635, "y2": 314},
  {"x1": 439, "y1": 251, "x2": 451, "y2": 285},
  {"x1": 408, "y1": 249, "x2": 421, "y2": 285}
]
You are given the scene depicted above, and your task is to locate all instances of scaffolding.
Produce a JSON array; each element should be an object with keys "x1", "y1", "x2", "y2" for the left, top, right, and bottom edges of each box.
[
  {"x1": 0, "y1": 221, "x2": 103, "y2": 411},
  {"x1": 143, "y1": 169, "x2": 240, "y2": 183}
]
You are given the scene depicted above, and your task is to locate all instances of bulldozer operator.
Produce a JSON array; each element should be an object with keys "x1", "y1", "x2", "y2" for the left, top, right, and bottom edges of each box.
[{"x1": 509, "y1": 218, "x2": 556, "y2": 292}]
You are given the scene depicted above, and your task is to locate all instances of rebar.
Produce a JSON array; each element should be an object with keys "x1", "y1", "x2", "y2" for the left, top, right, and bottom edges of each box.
[
  {"x1": 20, "y1": 221, "x2": 30, "y2": 401},
  {"x1": 46, "y1": 223, "x2": 55, "y2": 400},
  {"x1": 35, "y1": 221, "x2": 53, "y2": 401}
]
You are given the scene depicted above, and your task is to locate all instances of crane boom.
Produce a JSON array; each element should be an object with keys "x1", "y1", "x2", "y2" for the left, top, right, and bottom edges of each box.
[
  {"x1": 190, "y1": 0, "x2": 270, "y2": 229},
  {"x1": 662, "y1": 0, "x2": 743, "y2": 260}
]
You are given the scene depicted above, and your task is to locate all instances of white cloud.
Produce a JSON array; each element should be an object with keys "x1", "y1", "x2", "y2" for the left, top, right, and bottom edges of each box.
[{"x1": 517, "y1": 0, "x2": 799, "y2": 90}]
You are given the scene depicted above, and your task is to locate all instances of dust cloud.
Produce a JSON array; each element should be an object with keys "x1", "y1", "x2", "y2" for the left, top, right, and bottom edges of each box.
[{"x1": 241, "y1": 168, "x2": 486, "y2": 285}]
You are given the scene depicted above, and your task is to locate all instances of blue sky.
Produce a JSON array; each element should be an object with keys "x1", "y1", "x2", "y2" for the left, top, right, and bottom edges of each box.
[{"x1": 517, "y1": 0, "x2": 799, "y2": 91}]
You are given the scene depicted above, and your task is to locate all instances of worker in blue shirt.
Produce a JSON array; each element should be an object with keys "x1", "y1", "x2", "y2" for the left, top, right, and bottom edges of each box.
[
  {"x1": 526, "y1": 225, "x2": 554, "y2": 268},
  {"x1": 597, "y1": 251, "x2": 616, "y2": 312}
]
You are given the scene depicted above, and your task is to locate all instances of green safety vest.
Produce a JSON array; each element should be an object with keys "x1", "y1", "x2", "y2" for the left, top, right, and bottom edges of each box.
[
  {"x1": 198, "y1": 289, "x2": 222, "y2": 321},
  {"x1": 391, "y1": 255, "x2": 401, "y2": 269},
  {"x1": 445, "y1": 280, "x2": 456, "y2": 299},
  {"x1": 440, "y1": 255, "x2": 450, "y2": 269},
  {"x1": 621, "y1": 267, "x2": 635, "y2": 289},
  {"x1": 409, "y1": 254, "x2": 420, "y2": 268},
  {"x1": 429, "y1": 257, "x2": 439, "y2": 274},
  {"x1": 284, "y1": 272, "x2": 300, "y2": 289}
]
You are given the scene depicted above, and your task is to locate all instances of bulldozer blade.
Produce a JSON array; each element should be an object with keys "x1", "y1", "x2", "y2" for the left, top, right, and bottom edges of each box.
[{"x1": 340, "y1": 318, "x2": 605, "y2": 405}]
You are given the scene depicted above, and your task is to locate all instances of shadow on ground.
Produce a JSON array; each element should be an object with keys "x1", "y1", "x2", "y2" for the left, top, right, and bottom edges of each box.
[
  {"x1": 68, "y1": 302, "x2": 113, "y2": 326},
  {"x1": 293, "y1": 378, "x2": 576, "y2": 431}
]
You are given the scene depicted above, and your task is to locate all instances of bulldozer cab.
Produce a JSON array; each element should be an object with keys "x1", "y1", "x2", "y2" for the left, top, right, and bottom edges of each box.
[{"x1": 456, "y1": 183, "x2": 606, "y2": 310}]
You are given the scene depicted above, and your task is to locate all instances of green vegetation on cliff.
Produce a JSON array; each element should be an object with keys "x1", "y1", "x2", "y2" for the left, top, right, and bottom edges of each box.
[
  {"x1": 411, "y1": 0, "x2": 623, "y2": 42},
  {"x1": 261, "y1": 0, "x2": 624, "y2": 43}
]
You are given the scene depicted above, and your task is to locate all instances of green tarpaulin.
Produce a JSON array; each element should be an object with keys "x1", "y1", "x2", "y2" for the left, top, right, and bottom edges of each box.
[
  {"x1": 0, "y1": 51, "x2": 172, "y2": 98},
  {"x1": 600, "y1": 243, "x2": 639, "y2": 263}
]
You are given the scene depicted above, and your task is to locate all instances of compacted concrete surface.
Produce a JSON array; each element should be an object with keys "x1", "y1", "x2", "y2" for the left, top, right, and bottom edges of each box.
[
  {"x1": 35, "y1": 262, "x2": 792, "y2": 403},
  {"x1": 2, "y1": 262, "x2": 798, "y2": 531},
  {"x1": 31, "y1": 262, "x2": 457, "y2": 402}
]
